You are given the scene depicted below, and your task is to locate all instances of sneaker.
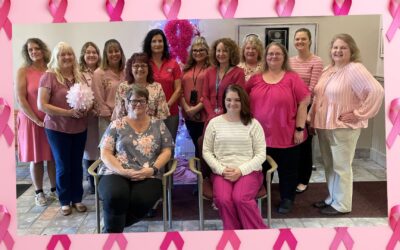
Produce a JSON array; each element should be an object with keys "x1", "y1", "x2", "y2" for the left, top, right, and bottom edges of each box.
[
  {"x1": 48, "y1": 191, "x2": 58, "y2": 202},
  {"x1": 35, "y1": 192, "x2": 47, "y2": 207}
]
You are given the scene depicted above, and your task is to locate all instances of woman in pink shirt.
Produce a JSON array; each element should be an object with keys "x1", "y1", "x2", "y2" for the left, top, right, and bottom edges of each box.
[
  {"x1": 289, "y1": 28, "x2": 323, "y2": 194},
  {"x1": 309, "y1": 34, "x2": 384, "y2": 215},
  {"x1": 247, "y1": 42, "x2": 310, "y2": 214}
]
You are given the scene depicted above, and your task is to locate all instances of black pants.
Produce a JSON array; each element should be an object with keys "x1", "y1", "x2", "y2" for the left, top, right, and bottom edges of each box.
[
  {"x1": 297, "y1": 134, "x2": 313, "y2": 185},
  {"x1": 262, "y1": 143, "x2": 302, "y2": 202},
  {"x1": 185, "y1": 120, "x2": 204, "y2": 158},
  {"x1": 99, "y1": 174, "x2": 162, "y2": 233}
]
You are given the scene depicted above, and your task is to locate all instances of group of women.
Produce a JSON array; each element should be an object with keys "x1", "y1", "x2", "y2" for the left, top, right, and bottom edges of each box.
[{"x1": 16, "y1": 26, "x2": 384, "y2": 232}]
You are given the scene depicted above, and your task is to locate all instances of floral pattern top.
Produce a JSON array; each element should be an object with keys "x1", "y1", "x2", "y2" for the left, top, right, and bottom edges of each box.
[{"x1": 98, "y1": 118, "x2": 174, "y2": 179}]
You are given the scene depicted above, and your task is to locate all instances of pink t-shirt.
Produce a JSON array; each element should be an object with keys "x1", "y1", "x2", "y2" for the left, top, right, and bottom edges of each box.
[
  {"x1": 39, "y1": 72, "x2": 87, "y2": 134},
  {"x1": 247, "y1": 71, "x2": 310, "y2": 148},
  {"x1": 150, "y1": 58, "x2": 182, "y2": 116}
]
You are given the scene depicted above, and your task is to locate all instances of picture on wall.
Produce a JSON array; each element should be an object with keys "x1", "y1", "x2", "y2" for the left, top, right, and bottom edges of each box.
[{"x1": 265, "y1": 27, "x2": 289, "y2": 51}]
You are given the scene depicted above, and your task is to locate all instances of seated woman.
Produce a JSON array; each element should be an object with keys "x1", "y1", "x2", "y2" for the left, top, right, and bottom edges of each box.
[
  {"x1": 202, "y1": 84, "x2": 267, "y2": 230},
  {"x1": 98, "y1": 85, "x2": 174, "y2": 233}
]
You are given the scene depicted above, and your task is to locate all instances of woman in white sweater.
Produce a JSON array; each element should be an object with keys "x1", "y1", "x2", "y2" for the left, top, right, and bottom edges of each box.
[{"x1": 202, "y1": 84, "x2": 267, "y2": 230}]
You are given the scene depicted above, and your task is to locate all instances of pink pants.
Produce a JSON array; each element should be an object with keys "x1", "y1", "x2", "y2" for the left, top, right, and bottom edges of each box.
[{"x1": 211, "y1": 171, "x2": 268, "y2": 230}]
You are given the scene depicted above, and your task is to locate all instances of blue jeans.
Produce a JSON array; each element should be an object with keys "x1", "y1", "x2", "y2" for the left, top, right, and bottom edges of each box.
[{"x1": 45, "y1": 129, "x2": 87, "y2": 206}]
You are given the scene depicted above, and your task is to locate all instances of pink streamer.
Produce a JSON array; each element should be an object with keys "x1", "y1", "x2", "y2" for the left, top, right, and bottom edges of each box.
[
  {"x1": 388, "y1": 205, "x2": 400, "y2": 249},
  {"x1": 386, "y1": 98, "x2": 400, "y2": 148},
  {"x1": 48, "y1": 0, "x2": 68, "y2": 23},
  {"x1": 105, "y1": 0, "x2": 124, "y2": 21},
  {"x1": 386, "y1": 0, "x2": 400, "y2": 41},
  {"x1": 0, "y1": 0, "x2": 12, "y2": 39},
  {"x1": 273, "y1": 228, "x2": 297, "y2": 250},
  {"x1": 216, "y1": 230, "x2": 241, "y2": 250},
  {"x1": 330, "y1": 227, "x2": 354, "y2": 250},
  {"x1": 0, "y1": 98, "x2": 14, "y2": 146},
  {"x1": 162, "y1": 0, "x2": 181, "y2": 20},
  {"x1": 218, "y1": 0, "x2": 238, "y2": 19},
  {"x1": 275, "y1": 0, "x2": 295, "y2": 17},
  {"x1": 47, "y1": 234, "x2": 71, "y2": 250},
  {"x1": 160, "y1": 231, "x2": 184, "y2": 250},
  {"x1": 103, "y1": 234, "x2": 128, "y2": 250},
  {"x1": 0, "y1": 205, "x2": 14, "y2": 250},
  {"x1": 332, "y1": 0, "x2": 352, "y2": 16}
]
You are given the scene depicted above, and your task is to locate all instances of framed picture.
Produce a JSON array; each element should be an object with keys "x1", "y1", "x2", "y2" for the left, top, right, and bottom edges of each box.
[{"x1": 265, "y1": 27, "x2": 289, "y2": 50}]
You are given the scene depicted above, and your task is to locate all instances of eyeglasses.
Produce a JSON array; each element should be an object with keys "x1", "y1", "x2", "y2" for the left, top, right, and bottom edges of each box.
[
  {"x1": 128, "y1": 99, "x2": 147, "y2": 105},
  {"x1": 132, "y1": 64, "x2": 148, "y2": 69},
  {"x1": 192, "y1": 49, "x2": 206, "y2": 53},
  {"x1": 266, "y1": 52, "x2": 283, "y2": 57}
]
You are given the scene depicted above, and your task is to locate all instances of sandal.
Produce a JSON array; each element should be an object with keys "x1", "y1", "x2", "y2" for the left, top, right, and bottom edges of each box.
[
  {"x1": 73, "y1": 203, "x2": 87, "y2": 212},
  {"x1": 61, "y1": 205, "x2": 72, "y2": 216}
]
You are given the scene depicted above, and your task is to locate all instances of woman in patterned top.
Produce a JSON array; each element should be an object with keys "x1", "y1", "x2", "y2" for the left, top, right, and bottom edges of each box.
[
  {"x1": 98, "y1": 85, "x2": 173, "y2": 233},
  {"x1": 237, "y1": 34, "x2": 264, "y2": 82}
]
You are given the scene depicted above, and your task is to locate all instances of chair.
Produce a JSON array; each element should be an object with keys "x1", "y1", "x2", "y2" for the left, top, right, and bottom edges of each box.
[
  {"x1": 88, "y1": 158, "x2": 177, "y2": 233},
  {"x1": 189, "y1": 155, "x2": 278, "y2": 230}
]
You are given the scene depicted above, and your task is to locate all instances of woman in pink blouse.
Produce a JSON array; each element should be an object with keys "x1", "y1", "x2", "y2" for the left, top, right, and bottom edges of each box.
[
  {"x1": 92, "y1": 39, "x2": 126, "y2": 139},
  {"x1": 289, "y1": 28, "x2": 324, "y2": 194},
  {"x1": 309, "y1": 34, "x2": 384, "y2": 215},
  {"x1": 247, "y1": 42, "x2": 310, "y2": 214}
]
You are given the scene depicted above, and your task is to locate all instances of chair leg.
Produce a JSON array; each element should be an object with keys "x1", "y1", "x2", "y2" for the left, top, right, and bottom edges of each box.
[
  {"x1": 198, "y1": 179, "x2": 204, "y2": 230},
  {"x1": 258, "y1": 199, "x2": 262, "y2": 212},
  {"x1": 95, "y1": 178, "x2": 100, "y2": 234},
  {"x1": 163, "y1": 179, "x2": 168, "y2": 232},
  {"x1": 167, "y1": 177, "x2": 172, "y2": 229}
]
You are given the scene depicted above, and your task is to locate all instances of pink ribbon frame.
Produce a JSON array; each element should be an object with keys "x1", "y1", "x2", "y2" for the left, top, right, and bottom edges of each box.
[
  {"x1": 332, "y1": 0, "x2": 352, "y2": 16},
  {"x1": 48, "y1": 0, "x2": 68, "y2": 23},
  {"x1": 0, "y1": 205, "x2": 14, "y2": 250},
  {"x1": 0, "y1": 0, "x2": 12, "y2": 39},
  {"x1": 105, "y1": 0, "x2": 124, "y2": 21}
]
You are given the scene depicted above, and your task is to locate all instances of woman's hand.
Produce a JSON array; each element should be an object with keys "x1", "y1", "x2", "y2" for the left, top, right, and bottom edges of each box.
[
  {"x1": 339, "y1": 112, "x2": 359, "y2": 123},
  {"x1": 69, "y1": 109, "x2": 84, "y2": 119},
  {"x1": 222, "y1": 167, "x2": 242, "y2": 182},
  {"x1": 185, "y1": 106, "x2": 197, "y2": 118},
  {"x1": 294, "y1": 130, "x2": 304, "y2": 144},
  {"x1": 127, "y1": 167, "x2": 153, "y2": 181},
  {"x1": 35, "y1": 120, "x2": 44, "y2": 127}
]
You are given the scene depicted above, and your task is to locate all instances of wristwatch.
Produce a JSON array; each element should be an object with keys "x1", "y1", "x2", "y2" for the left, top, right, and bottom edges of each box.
[
  {"x1": 150, "y1": 165, "x2": 159, "y2": 176},
  {"x1": 296, "y1": 127, "x2": 305, "y2": 132}
]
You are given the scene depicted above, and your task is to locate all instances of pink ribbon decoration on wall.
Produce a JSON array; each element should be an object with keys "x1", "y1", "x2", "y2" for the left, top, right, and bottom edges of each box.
[
  {"x1": 329, "y1": 227, "x2": 354, "y2": 250},
  {"x1": 218, "y1": 0, "x2": 238, "y2": 19},
  {"x1": 103, "y1": 233, "x2": 128, "y2": 250},
  {"x1": 0, "y1": 205, "x2": 14, "y2": 250},
  {"x1": 273, "y1": 228, "x2": 297, "y2": 250},
  {"x1": 162, "y1": 0, "x2": 181, "y2": 20},
  {"x1": 387, "y1": 205, "x2": 400, "y2": 249},
  {"x1": 48, "y1": 0, "x2": 68, "y2": 23},
  {"x1": 332, "y1": 0, "x2": 352, "y2": 16},
  {"x1": 47, "y1": 234, "x2": 71, "y2": 250},
  {"x1": 0, "y1": 98, "x2": 14, "y2": 146},
  {"x1": 275, "y1": 0, "x2": 295, "y2": 17},
  {"x1": 105, "y1": 0, "x2": 124, "y2": 21},
  {"x1": 0, "y1": 0, "x2": 12, "y2": 39},
  {"x1": 386, "y1": 98, "x2": 400, "y2": 148},
  {"x1": 386, "y1": 0, "x2": 400, "y2": 41},
  {"x1": 216, "y1": 230, "x2": 241, "y2": 250},
  {"x1": 160, "y1": 231, "x2": 184, "y2": 250}
]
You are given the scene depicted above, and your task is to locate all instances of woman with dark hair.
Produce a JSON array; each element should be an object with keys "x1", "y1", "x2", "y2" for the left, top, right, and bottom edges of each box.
[
  {"x1": 111, "y1": 52, "x2": 169, "y2": 120},
  {"x1": 92, "y1": 39, "x2": 126, "y2": 138},
  {"x1": 79, "y1": 41, "x2": 101, "y2": 194},
  {"x1": 15, "y1": 38, "x2": 56, "y2": 206},
  {"x1": 202, "y1": 84, "x2": 267, "y2": 230},
  {"x1": 142, "y1": 29, "x2": 181, "y2": 141},
  {"x1": 247, "y1": 42, "x2": 311, "y2": 214}
]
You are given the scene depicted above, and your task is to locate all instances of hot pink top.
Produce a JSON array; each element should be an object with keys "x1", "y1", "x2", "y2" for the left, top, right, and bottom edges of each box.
[
  {"x1": 91, "y1": 68, "x2": 125, "y2": 117},
  {"x1": 309, "y1": 62, "x2": 384, "y2": 129},
  {"x1": 201, "y1": 66, "x2": 245, "y2": 120},
  {"x1": 39, "y1": 72, "x2": 87, "y2": 134},
  {"x1": 247, "y1": 72, "x2": 310, "y2": 148},
  {"x1": 289, "y1": 55, "x2": 323, "y2": 92}
]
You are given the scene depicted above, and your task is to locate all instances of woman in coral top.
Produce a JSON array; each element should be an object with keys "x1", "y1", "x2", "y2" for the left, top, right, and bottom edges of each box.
[{"x1": 309, "y1": 34, "x2": 384, "y2": 215}]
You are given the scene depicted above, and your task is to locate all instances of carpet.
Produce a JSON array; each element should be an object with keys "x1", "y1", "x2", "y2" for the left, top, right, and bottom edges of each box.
[
  {"x1": 147, "y1": 181, "x2": 387, "y2": 220},
  {"x1": 16, "y1": 184, "x2": 31, "y2": 198}
]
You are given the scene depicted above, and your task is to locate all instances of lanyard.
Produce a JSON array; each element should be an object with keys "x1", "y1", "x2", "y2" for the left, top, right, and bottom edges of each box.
[
  {"x1": 192, "y1": 64, "x2": 205, "y2": 89},
  {"x1": 215, "y1": 66, "x2": 230, "y2": 110}
]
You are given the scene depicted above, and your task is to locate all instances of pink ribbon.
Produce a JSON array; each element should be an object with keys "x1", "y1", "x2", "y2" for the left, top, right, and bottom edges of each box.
[
  {"x1": 162, "y1": 0, "x2": 181, "y2": 20},
  {"x1": 332, "y1": 0, "x2": 352, "y2": 16},
  {"x1": 48, "y1": 0, "x2": 68, "y2": 23},
  {"x1": 386, "y1": 98, "x2": 400, "y2": 148},
  {"x1": 329, "y1": 227, "x2": 354, "y2": 250},
  {"x1": 0, "y1": 98, "x2": 14, "y2": 146},
  {"x1": 105, "y1": 0, "x2": 124, "y2": 21},
  {"x1": 47, "y1": 234, "x2": 71, "y2": 250},
  {"x1": 160, "y1": 231, "x2": 184, "y2": 250},
  {"x1": 275, "y1": 0, "x2": 295, "y2": 17},
  {"x1": 0, "y1": 0, "x2": 12, "y2": 39},
  {"x1": 0, "y1": 205, "x2": 14, "y2": 250},
  {"x1": 218, "y1": 0, "x2": 238, "y2": 19},
  {"x1": 273, "y1": 228, "x2": 297, "y2": 250},
  {"x1": 216, "y1": 230, "x2": 241, "y2": 250},
  {"x1": 387, "y1": 205, "x2": 400, "y2": 249},
  {"x1": 386, "y1": 0, "x2": 400, "y2": 41},
  {"x1": 103, "y1": 234, "x2": 128, "y2": 250}
]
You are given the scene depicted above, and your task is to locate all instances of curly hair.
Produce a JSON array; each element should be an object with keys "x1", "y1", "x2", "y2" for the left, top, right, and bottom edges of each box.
[
  {"x1": 210, "y1": 38, "x2": 240, "y2": 67},
  {"x1": 22, "y1": 38, "x2": 51, "y2": 66},
  {"x1": 142, "y1": 29, "x2": 170, "y2": 60},
  {"x1": 79, "y1": 41, "x2": 101, "y2": 72},
  {"x1": 100, "y1": 39, "x2": 126, "y2": 71},
  {"x1": 125, "y1": 52, "x2": 154, "y2": 84},
  {"x1": 183, "y1": 36, "x2": 211, "y2": 72},
  {"x1": 329, "y1": 33, "x2": 361, "y2": 65}
]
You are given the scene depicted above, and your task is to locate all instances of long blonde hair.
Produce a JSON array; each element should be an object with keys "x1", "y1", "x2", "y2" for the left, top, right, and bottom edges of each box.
[{"x1": 47, "y1": 42, "x2": 83, "y2": 84}]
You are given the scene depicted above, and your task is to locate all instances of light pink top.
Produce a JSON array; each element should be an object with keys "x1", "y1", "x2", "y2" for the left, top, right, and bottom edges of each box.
[
  {"x1": 309, "y1": 62, "x2": 384, "y2": 129},
  {"x1": 289, "y1": 55, "x2": 323, "y2": 92},
  {"x1": 92, "y1": 68, "x2": 125, "y2": 117}
]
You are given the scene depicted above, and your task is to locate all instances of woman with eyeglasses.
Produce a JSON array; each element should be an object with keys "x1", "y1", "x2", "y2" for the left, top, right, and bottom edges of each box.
[
  {"x1": 98, "y1": 85, "x2": 173, "y2": 233},
  {"x1": 238, "y1": 34, "x2": 264, "y2": 81},
  {"x1": 247, "y1": 42, "x2": 311, "y2": 214},
  {"x1": 111, "y1": 52, "x2": 169, "y2": 121}
]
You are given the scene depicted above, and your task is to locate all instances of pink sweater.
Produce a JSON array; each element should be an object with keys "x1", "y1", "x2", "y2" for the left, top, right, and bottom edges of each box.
[{"x1": 289, "y1": 55, "x2": 323, "y2": 92}]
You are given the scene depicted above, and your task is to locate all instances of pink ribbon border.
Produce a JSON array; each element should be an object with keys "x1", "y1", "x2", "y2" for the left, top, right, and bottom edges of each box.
[
  {"x1": 103, "y1": 233, "x2": 128, "y2": 250},
  {"x1": 105, "y1": 0, "x2": 124, "y2": 22},
  {"x1": 386, "y1": 98, "x2": 400, "y2": 148},
  {"x1": 273, "y1": 228, "x2": 297, "y2": 250},
  {"x1": 275, "y1": 0, "x2": 295, "y2": 17},
  {"x1": 218, "y1": 0, "x2": 238, "y2": 19},
  {"x1": 330, "y1": 227, "x2": 354, "y2": 250},
  {"x1": 332, "y1": 0, "x2": 352, "y2": 16},
  {"x1": 47, "y1": 234, "x2": 71, "y2": 250},
  {"x1": 48, "y1": 0, "x2": 68, "y2": 23},
  {"x1": 216, "y1": 230, "x2": 241, "y2": 250},
  {"x1": 0, "y1": 205, "x2": 14, "y2": 250},
  {"x1": 0, "y1": 0, "x2": 12, "y2": 39},
  {"x1": 0, "y1": 98, "x2": 14, "y2": 146},
  {"x1": 386, "y1": 0, "x2": 400, "y2": 41},
  {"x1": 162, "y1": 0, "x2": 181, "y2": 20},
  {"x1": 160, "y1": 231, "x2": 184, "y2": 250},
  {"x1": 387, "y1": 205, "x2": 400, "y2": 249}
]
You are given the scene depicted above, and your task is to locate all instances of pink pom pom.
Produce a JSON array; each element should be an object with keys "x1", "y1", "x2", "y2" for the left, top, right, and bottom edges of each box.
[{"x1": 66, "y1": 83, "x2": 94, "y2": 111}]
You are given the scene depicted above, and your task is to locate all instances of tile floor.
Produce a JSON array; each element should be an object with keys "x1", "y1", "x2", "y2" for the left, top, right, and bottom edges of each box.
[{"x1": 16, "y1": 158, "x2": 387, "y2": 235}]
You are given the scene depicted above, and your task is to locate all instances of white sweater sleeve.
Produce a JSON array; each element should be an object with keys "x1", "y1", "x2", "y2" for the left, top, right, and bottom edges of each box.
[{"x1": 202, "y1": 119, "x2": 225, "y2": 175}]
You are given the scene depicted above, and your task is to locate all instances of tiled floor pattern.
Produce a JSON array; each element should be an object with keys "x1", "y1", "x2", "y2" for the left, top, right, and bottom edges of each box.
[{"x1": 16, "y1": 158, "x2": 387, "y2": 235}]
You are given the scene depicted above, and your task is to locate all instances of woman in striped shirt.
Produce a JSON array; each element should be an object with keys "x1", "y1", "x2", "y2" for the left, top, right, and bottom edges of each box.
[{"x1": 309, "y1": 34, "x2": 384, "y2": 215}]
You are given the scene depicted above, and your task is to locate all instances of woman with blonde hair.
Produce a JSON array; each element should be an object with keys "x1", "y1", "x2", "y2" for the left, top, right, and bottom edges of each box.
[{"x1": 238, "y1": 34, "x2": 264, "y2": 81}]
